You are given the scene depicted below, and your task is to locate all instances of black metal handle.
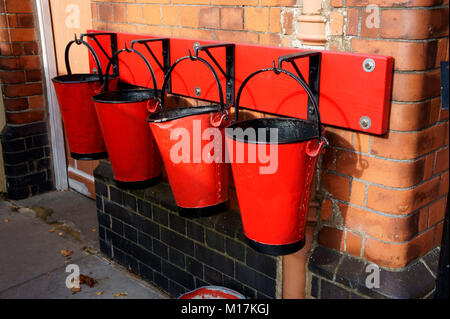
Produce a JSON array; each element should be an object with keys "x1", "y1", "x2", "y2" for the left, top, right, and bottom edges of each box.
[
  {"x1": 103, "y1": 44, "x2": 158, "y2": 93},
  {"x1": 234, "y1": 66, "x2": 323, "y2": 141},
  {"x1": 158, "y1": 51, "x2": 226, "y2": 117},
  {"x1": 65, "y1": 34, "x2": 104, "y2": 85},
  {"x1": 81, "y1": 32, "x2": 119, "y2": 78}
]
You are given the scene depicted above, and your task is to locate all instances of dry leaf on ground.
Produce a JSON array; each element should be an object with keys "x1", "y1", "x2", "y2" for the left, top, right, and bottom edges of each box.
[
  {"x1": 113, "y1": 292, "x2": 128, "y2": 297},
  {"x1": 80, "y1": 274, "x2": 97, "y2": 288},
  {"x1": 96, "y1": 291, "x2": 103, "y2": 296},
  {"x1": 3, "y1": 218, "x2": 9, "y2": 223},
  {"x1": 71, "y1": 287, "x2": 81, "y2": 294},
  {"x1": 60, "y1": 249, "x2": 73, "y2": 257}
]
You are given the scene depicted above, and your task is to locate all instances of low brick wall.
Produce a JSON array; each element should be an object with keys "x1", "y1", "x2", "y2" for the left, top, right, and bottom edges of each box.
[{"x1": 94, "y1": 160, "x2": 280, "y2": 299}]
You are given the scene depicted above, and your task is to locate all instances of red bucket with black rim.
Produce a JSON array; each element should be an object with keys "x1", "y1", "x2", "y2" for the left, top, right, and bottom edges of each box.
[
  {"x1": 52, "y1": 36, "x2": 118, "y2": 160},
  {"x1": 147, "y1": 54, "x2": 231, "y2": 218},
  {"x1": 225, "y1": 64, "x2": 328, "y2": 256},
  {"x1": 92, "y1": 46, "x2": 162, "y2": 188}
]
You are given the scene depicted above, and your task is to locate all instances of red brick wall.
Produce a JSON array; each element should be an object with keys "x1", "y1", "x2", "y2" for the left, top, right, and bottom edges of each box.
[
  {"x1": 321, "y1": 0, "x2": 449, "y2": 268},
  {"x1": 90, "y1": 0, "x2": 449, "y2": 269},
  {"x1": 0, "y1": 0, "x2": 45, "y2": 125}
]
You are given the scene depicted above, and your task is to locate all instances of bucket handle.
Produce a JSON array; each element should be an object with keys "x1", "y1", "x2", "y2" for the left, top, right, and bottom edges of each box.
[
  {"x1": 103, "y1": 44, "x2": 158, "y2": 98},
  {"x1": 157, "y1": 51, "x2": 228, "y2": 120},
  {"x1": 234, "y1": 66, "x2": 328, "y2": 154},
  {"x1": 65, "y1": 34, "x2": 104, "y2": 86}
]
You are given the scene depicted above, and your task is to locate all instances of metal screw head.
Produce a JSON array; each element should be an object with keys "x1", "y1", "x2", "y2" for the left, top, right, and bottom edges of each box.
[
  {"x1": 359, "y1": 116, "x2": 371, "y2": 129},
  {"x1": 92, "y1": 67, "x2": 98, "y2": 74},
  {"x1": 194, "y1": 87, "x2": 201, "y2": 96},
  {"x1": 363, "y1": 58, "x2": 375, "y2": 72},
  {"x1": 193, "y1": 42, "x2": 200, "y2": 51}
]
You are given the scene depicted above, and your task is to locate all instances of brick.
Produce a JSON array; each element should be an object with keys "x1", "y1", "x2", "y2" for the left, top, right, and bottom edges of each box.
[
  {"x1": 199, "y1": 7, "x2": 219, "y2": 29},
  {"x1": 3, "y1": 82, "x2": 42, "y2": 98},
  {"x1": 98, "y1": 3, "x2": 114, "y2": 22},
  {"x1": 433, "y1": 221, "x2": 444, "y2": 247},
  {"x1": 16, "y1": 14, "x2": 34, "y2": 27},
  {"x1": 352, "y1": 39, "x2": 440, "y2": 71},
  {"x1": 345, "y1": 231, "x2": 362, "y2": 257},
  {"x1": 204, "y1": 265, "x2": 222, "y2": 284},
  {"x1": 364, "y1": 227, "x2": 434, "y2": 268},
  {"x1": 324, "y1": 126, "x2": 353, "y2": 150},
  {"x1": 168, "y1": 248, "x2": 185, "y2": 269},
  {"x1": 347, "y1": 0, "x2": 443, "y2": 6},
  {"x1": 0, "y1": 56, "x2": 28, "y2": 70},
  {"x1": 423, "y1": 153, "x2": 435, "y2": 180},
  {"x1": 433, "y1": 147, "x2": 449, "y2": 174},
  {"x1": 171, "y1": 28, "x2": 211, "y2": 40},
  {"x1": 283, "y1": 10, "x2": 294, "y2": 35},
  {"x1": 321, "y1": 279, "x2": 350, "y2": 299},
  {"x1": 212, "y1": 0, "x2": 258, "y2": 5},
  {"x1": 336, "y1": 151, "x2": 426, "y2": 188},
  {"x1": 127, "y1": 4, "x2": 144, "y2": 24},
  {"x1": 0, "y1": 70, "x2": 25, "y2": 84},
  {"x1": 161, "y1": 5, "x2": 179, "y2": 26},
  {"x1": 346, "y1": 8, "x2": 360, "y2": 36},
  {"x1": 152, "y1": 239, "x2": 168, "y2": 259},
  {"x1": 0, "y1": 42, "x2": 21, "y2": 56},
  {"x1": 380, "y1": 8, "x2": 449, "y2": 40},
  {"x1": 142, "y1": 5, "x2": 161, "y2": 25},
  {"x1": 392, "y1": 69, "x2": 441, "y2": 102},
  {"x1": 235, "y1": 262, "x2": 276, "y2": 298},
  {"x1": 436, "y1": 38, "x2": 449, "y2": 67},
  {"x1": 20, "y1": 56, "x2": 41, "y2": 70},
  {"x1": 269, "y1": 8, "x2": 282, "y2": 33},
  {"x1": 321, "y1": 172, "x2": 350, "y2": 201},
  {"x1": 26, "y1": 70, "x2": 42, "y2": 82},
  {"x1": 259, "y1": 33, "x2": 281, "y2": 47},
  {"x1": 261, "y1": 0, "x2": 296, "y2": 5},
  {"x1": 5, "y1": 0, "x2": 33, "y2": 13},
  {"x1": 113, "y1": 4, "x2": 127, "y2": 23},
  {"x1": 329, "y1": 11, "x2": 344, "y2": 36},
  {"x1": 371, "y1": 123, "x2": 446, "y2": 160},
  {"x1": 186, "y1": 256, "x2": 203, "y2": 278},
  {"x1": 180, "y1": 6, "x2": 199, "y2": 28},
  {"x1": 221, "y1": 7, "x2": 243, "y2": 31},
  {"x1": 28, "y1": 94, "x2": 44, "y2": 108},
  {"x1": 205, "y1": 229, "x2": 225, "y2": 252},
  {"x1": 366, "y1": 176, "x2": 440, "y2": 215},
  {"x1": 245, "y1": 7, "x2": 269, "y2": 32},
  {"x1": 3, "y1": 98, "x2": 28, "y2": 111},
  {"x1": 169, "y1": 213, "x2": 185, "y2": 235},
  {"x1": 428, "y1": 196, "x2": 447, "y2": 226},
  {"x1": 153, "y1": 206, "x2": 168, "y2": 226},
  {"x1": 212, "y1": 30, "x2": 259, "y2": 45},
  {"x1": 360, "y1": 8, "x2": 379, "y2": 38},
  {"x1": 388, "y1": 99, "x2": 440, "y2": 131},
  {"x1": 340, "y1": 203, "x2": 423, "y2": 242},
  {"x1": 318, "y1": 226, "x2": 345, "y2": 252},
  {"x1": 161, "y1": 228, "x2": 194, "y2": 256},
  {"x1": 350, "y1": 180, "x2": 366, "y2": 207},
  {"x1": 22, "y1": 42, "x2": 38, "y2": 55},
  {"x1": 246, "y1": 247, "x2": 277, "y2": 279},
  {"x1": 194, "y1": 243, "x2": 234, "y2": 277}
]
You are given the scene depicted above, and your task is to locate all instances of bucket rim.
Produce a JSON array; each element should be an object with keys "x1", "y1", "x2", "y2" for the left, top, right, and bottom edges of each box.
[
  {"x1": 52, "y1": 73, "x2": 116, "y2": 84},
  {"x1": 225, "y1": 117, "x2": 320, "y2": 145},
  {"x1": 92, "y1": 89, "x2": 159, "y2": 104},
  {"x1": 147, "y1": 104, "x2": 222, "y2": 123}
]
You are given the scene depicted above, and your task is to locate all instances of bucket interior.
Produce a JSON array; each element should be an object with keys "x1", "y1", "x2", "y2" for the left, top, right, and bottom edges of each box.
[
  {"x1": 147, "y1": 104, "x2": 222, "y2": 123},
  {"x1": 93, "y1": 89, "x2": 157, "y2": 104},
  {"x1": 52, "y1": 74, "x2": 101, "y2": 84},
  {"x1": 226, "y1": 117, "x2": 319, "y2": 144}
]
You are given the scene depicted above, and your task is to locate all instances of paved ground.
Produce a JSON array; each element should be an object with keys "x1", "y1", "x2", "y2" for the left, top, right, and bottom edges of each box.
[{"x1": 0, "y1": 190, "x2": 170, "y2": 299}]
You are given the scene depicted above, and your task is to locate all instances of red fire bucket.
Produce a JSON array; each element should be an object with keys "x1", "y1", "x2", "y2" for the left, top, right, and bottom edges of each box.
[
  {"x1": 92, "y1": 46, "x2": 162, "y2": 188},
  {"x1": 52, "y1": 35, "x2": 118, "y2": 160},
  {"x1": 225, "y1": 66, "x2": 328, "y2": 256},
  {"x1": 147, "y1": 54, "x2": 231, "y2": 217}
]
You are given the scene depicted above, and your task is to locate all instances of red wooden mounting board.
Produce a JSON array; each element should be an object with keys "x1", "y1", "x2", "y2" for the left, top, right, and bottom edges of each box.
[{"x1": 86, "y1": 30, "x2": 393, "y2": 135}]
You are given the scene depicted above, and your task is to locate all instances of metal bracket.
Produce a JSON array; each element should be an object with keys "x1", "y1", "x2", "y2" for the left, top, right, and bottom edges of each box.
[
  {"x1": 194, "y1": 43, "x2": 235, "y2": 106},
  {"x1": 131, "y1": 38, "x2": 171, "y2": 92},
  {"x1": 81, "y1": 32, "x2": 119, "y2": 77},
  {"x1": 278, "y1": 51, "x2": 321, "y2": 122}
]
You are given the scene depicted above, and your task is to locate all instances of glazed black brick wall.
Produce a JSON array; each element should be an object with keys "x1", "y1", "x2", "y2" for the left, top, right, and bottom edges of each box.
[
  {"x1": 1, "y1": 122, "x2": 54, "y2": 199},
  {"x1": 94, "y1": 161, "x2": 279, "y2": 299}
]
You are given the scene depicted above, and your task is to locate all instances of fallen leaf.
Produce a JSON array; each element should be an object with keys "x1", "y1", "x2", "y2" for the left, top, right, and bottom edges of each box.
[
  {"x1": 91, "y1": 228, "x2": 97, "y2": 232},
  {"x1": 113, "y1": 292, "x2": 128, "y2": 297},
  {"x1": 60, "y1": 249, "x2": 73, "y2": 257},
  {"x1": 71, "y1": 287, "x2": 81, "y2": 294},
  {"x1": 3, "y1": 218, "x2": 9, "y2": 223},
  {"x1": 113, "y1": 293, "x2": 121, "y2": 298},
  {"x1": 58, "y1": 232, "x2": 63, "y2": 236},
  {"x1": 80, "y1": 274, "x2": 97, "y2": 288},
  {"x1": 49, "y1": 228, "x2": 55, "y2": 233},
  {"x1": 96, "y1": 291, "x2": 103, "y2": 296}
]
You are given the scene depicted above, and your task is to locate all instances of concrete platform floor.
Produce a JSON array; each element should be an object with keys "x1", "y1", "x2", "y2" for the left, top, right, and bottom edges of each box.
[{"x1": 0, "y1": 190, "x2": 170, "y2": 299}]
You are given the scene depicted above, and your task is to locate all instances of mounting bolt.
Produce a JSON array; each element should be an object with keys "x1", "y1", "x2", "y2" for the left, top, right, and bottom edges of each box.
[
  {"x1": 363, "y1": 58, "x2": 375, "y2": 72},
  {"x1": 194, "y1": 87, "x2": 201, "y2": 96},
  {"x1": 193, "y1": 42, "x2": 200, "y2": 51},
  {"x1": 308, "y1": 106, "x2": 315, "y2": 114},
  {"x1": 92, "y1": 67, "x2": 98, "y2": 74},
  {"x1": 359, "y1": 116, "x2": 371, "y2": 130}
]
